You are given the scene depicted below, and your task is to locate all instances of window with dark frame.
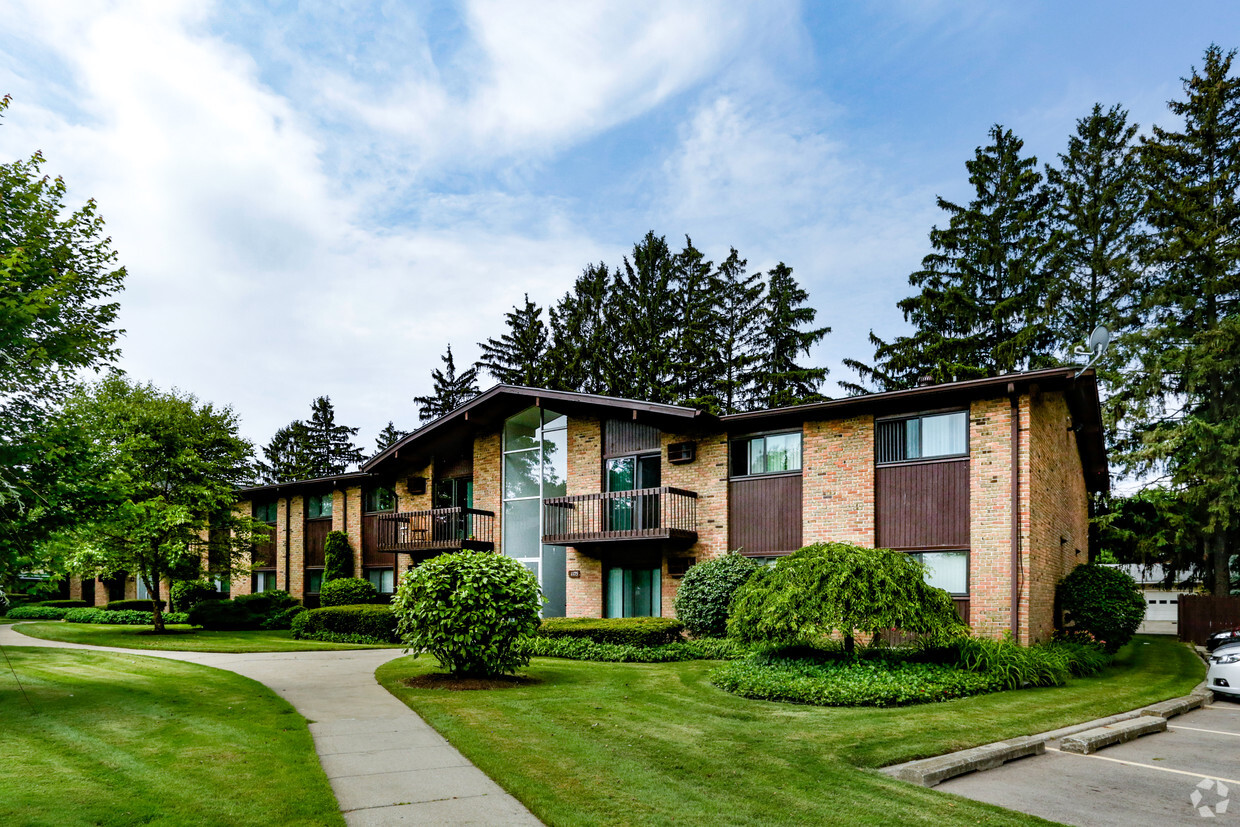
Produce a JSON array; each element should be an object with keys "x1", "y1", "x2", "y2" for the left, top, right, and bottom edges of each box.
[
  {"x1": 729, "y1": 431, "x2": 803, "y2": 477},
  {"x1": 306, "y1": 493, "x2": 333, "y2": 519},
  {"x1": 905, "y1": 550, "x2": 968, "y2": 596},
  {"x1": 252, "y1": 501, "x2": 278, "y2": 523},
  {"x1": 363, "y1": 486, "x2": 395, "y2": 513},
  {"x1": 876, "y1": 411, "x2": 968, "y2": 464}
]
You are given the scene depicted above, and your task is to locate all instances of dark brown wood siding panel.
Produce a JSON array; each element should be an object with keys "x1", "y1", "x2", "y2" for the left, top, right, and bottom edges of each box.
[
  {"x1": 728, "y1": 475, "x2": 802, "y2": 555},
  {"x1": 361, "y1": 513, "x2": 389, "y2": 566},
  {"x1": 604, "y1": 419, "x2": 660, "y2": 457},
  {"x1": 435, "y1": 450, "x2": 473, "y2": 480},
  {"x1": 251, "y1": 525, "x2": 277, "y2": 568},
  {"x1": 304, "y1": 518, "x2": 331, "y2": 567},
  {"x1": 875, "y1": 460, "x2": 969, "y2": 549}
]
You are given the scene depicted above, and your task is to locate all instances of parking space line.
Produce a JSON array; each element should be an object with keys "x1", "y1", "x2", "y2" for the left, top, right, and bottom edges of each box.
[
  {"x1": 1044, "y1": 745, "x2": 1240, "y2": 785},
  {"x1": 1168, "y1": 725, "x2": 1240, "y2": 737}
]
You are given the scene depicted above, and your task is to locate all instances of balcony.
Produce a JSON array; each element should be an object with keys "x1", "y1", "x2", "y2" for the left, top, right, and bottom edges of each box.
[
  {"x1": 542, "y1": 487, "x2": 698, "y2": 546},
  {"x1": 376, "y1": 507, "x2": 495, "y2": 553}
]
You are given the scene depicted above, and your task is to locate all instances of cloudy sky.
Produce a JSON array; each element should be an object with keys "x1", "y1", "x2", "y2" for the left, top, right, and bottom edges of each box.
[{"x1": 1, "y1": 1, "x2": 1235, "y2": 454}]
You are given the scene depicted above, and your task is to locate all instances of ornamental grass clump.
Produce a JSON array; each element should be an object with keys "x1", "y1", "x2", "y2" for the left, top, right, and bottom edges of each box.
[{"x1": 393, "y1": 550, "x2": 542, "y2": 678}]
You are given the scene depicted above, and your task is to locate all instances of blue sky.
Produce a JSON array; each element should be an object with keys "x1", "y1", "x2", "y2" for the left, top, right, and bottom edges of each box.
[{"x1": 1, "y1": 1, "x2": 1236, "y2": 451}]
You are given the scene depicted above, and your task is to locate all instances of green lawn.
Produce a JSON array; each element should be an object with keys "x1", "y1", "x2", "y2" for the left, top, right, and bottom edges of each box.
[
  {"x1": 376, "y1": 636, "x2": 1202, "y2": 826},
  {"x1": 0, "y1": 646, "x2": 343, "y2": 826},
  {"x1": 13, "y1": 621, "x2": 400, "y2": 652}
]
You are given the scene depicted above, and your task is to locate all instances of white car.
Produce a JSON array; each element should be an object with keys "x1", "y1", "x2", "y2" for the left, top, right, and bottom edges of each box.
[{"x1": 1207, "y1": 641, "x2": 1240, "y2": 700}]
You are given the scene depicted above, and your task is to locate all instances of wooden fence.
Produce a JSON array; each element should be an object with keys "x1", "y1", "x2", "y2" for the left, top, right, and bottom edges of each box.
[{"x1": 1178, "y1": 595, "x2": 1240, "y2": 644}]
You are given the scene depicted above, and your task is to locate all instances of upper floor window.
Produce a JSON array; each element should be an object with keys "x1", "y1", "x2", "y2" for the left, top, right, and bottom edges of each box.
[
  {"x1": 730, "y1": 432, "x2": 802, "y2": 477},
  {"x1": 306, "y1": 492, "x2": 333, "y2": 519},
  {"x1": 876, "y1": 411, "x2": 967, "y2": 464},
  {"x1": 252, "y1": 501, "x2": 278, "y2": 524},
  {"x1": 363, "y1": 486, "x2": 395, "y2": 513}
]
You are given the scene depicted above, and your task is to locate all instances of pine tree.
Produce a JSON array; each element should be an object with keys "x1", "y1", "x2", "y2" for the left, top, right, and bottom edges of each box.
[
  {"x1": 374, "y1": 421, "x2": 408, "y2": 452},
  {"x1": 256, "y1": 421, "x2": 316, "y2": 483},
  {"x1": 478, "y1": 294, "x2": 549, "y2": 386},
  {"x1": 751, "y1": 263, "x2": 830, "y2": 409},
  {"x1": 711, "y1": 247, "x2": 764, "y2": 414},
  {"x1": 303, "y1": 396, "x2": 365, "y2": 475},
  {"x1": 611, "y1": 231, "x2": 679, "y2": 402},
  {"x1": 1131, "y1": 45, "x2": 1240, "y2": 596},
  {"x1": 669, "y1": 237, "x2": 721, "y2": 412},
  {"x1": 413, "y1": 344, "x2": 481, "y2": 422},
  {"x1": 546, "y1": 263, "x2": 618, "y2": 395},
  {"x1": 847, "y1": 125, "x2": 1059, "y2": 391}
]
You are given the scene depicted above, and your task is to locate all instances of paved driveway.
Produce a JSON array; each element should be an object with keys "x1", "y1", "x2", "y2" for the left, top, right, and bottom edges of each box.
[{"x1": 939, "y1": 699, "x2": 1240, "y2": 826}]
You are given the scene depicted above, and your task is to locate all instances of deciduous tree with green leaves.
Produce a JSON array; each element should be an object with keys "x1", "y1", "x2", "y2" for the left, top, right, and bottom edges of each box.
[
  {"x1": 413, "y1": 344, "x2": 480, "y2": 422},
  {"x1": 728, "y1": 543, "x2": 965, "y2": 653},
  {"x1": 45, "y1": 376, "x2": 263, "y2": 632}
]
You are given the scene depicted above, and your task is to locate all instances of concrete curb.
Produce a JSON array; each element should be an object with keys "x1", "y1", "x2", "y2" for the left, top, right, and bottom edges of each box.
[
  {"x1": 882, "y1": 687, "x2": 1214, "y2": 788},
  {"x1": 1059, "y1": 716, "x2": 1167, "y2": 754}
]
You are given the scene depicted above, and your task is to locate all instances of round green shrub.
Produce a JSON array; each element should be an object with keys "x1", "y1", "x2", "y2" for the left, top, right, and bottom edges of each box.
[
  {"x1": 319, "y1": 577, "x2": 377, "y2": 607},
  {"x1": 674, "y1": 552, "x2": 758, "y2": 637},
  {"x1": 393, "y1": 550, "x2": 542, "y2": 677},
  {"x1": 1056, "y1": 563, "x2": 1145, "y2": 653},
  {"x1": 187, "y1": 590, "x2": 298, "y2": 631},
  {"x1": 170, "y1": 579, "x2": 222, "y2": 611},
  {"x1": 323, "y1": 531, "x2": 354, "y2": 581},
  {"x1": 290, "y1": 604, "x2": 398, "y2": 643}
]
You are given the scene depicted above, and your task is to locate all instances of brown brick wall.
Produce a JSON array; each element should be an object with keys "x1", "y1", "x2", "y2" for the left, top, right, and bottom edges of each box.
[
  {"x1": 566, "y1": 547, "x2": 603, "y2": 617},
  {"x1": 1026, "y1": 389, "x2": 1088, "y2": 643},
  {"x1": 341, "y1": 485, "x2": 364, "y2": 577},
  {"x1": 230, "y1": 502, "x2": 253, "y2": 597},
  {"x1": 474, "y1": 430, "x2": 502, "y2": 558},
  {"x1": 801, "y1": 415, "x2": 875, "y2": 546},
  {"x1": 288, "y1": 495, "x2": 305, "y2": 599},
  {"x1": 394, "y1": 462, "x2": 433, "y2": 576}
]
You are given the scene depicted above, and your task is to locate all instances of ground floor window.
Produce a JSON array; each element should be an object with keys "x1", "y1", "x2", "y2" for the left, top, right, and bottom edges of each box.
[
  {"x1": 605, "y1": 567, "x2": 661, "y2": 618},
  {"x1": 305, "y1": 569, "x2": 324, "y2": 595},
  {"x1": 252, "y1": 570, "x2": 277, "y2": 593},
  {"x1": 906, "y1": 550, "x2": 968, "y2": 596},
  {"x1": 136, "y1": 578, "x2": 151, "y2": 600},
  {"x1": 366, "y1": 567, "x2": 395, "y2": 594}
]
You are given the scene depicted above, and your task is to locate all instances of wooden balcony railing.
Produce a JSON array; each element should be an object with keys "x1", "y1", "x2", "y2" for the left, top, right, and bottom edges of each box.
[
  {"x1": 542, "y1": 487, "x2": 698, "y2": 546},
  {"x1": 376, "y1": 507, "x2": 495, "y2": 553}
]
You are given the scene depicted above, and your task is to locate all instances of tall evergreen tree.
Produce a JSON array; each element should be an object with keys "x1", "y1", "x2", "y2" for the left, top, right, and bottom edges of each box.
[
  {"x1": 546, "y1": 263, "x2": 617, "y2": 395},
  {"x1": 1130, "y1": 45, "x2": 1240, "y2": 596},
  {"x1": 669, "y1": 237, "x2": 721, "y2": 412},
  {"x1": 751, "y1": 263, "x2": 830, "y2": 409},
  {"x1": 711, "y1": 247, "x2": 764, "y2": 414},
  {"x1": 413, "y1": 344, "x2": 481, "y2": 421},
  {"x1": 256, "y1": 421, "x2": 316, "y2": 483},
  {"x1": 478, "y1": 294, "x2": 549, "y2": 386},
  {"x1": 611, "y1": 231, "x2": 679, "y2": 402},
  {"x1": 374, "y1": 421, "x2": 408, "y2": 452},
  {"x1": 846, "y1": 125, "x2": 1059, "y2": 391},
  {"x1": 303, "y1": 396, "x2": 365, "y2": 475}
]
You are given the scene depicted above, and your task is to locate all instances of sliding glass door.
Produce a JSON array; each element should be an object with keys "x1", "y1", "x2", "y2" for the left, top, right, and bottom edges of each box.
[{"x1": 605, "y1": 454, "x2": 660, "y2": 531}]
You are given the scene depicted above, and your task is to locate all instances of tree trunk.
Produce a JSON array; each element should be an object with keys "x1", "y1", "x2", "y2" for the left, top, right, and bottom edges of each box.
[
  {"x1": 1214, "y1": 532, "x2": 1232, "y2": 597},
  {"x1": 143, "y1": 557, "x2": 165, "y2": 633},
  {"x1": 843, "y1": 633, "x2": 855, "y2": 655}
]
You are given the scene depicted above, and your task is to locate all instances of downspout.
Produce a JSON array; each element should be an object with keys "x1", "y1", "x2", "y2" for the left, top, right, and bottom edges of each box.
[
  {"x1": 1009, "y1": 384, "x2": 1020, "y2": 641},
  {"x1": 283, "y1": 493, "x2": 291, "y2": 592}
]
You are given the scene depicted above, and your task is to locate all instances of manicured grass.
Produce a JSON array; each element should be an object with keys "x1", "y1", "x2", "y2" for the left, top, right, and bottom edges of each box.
[
  {"x1": 376, "y1": 636, "x2": 1202, "y2": 826},
  {"x1": 0, "y1": 646, "x2": 343, "y2": 826},
  {"x1": 14, "y1": 621, "x2": 400, "y2": 652}
]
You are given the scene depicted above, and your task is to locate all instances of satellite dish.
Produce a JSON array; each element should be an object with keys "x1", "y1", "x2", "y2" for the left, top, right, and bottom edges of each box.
[{"x1": 1073, "y1": 325, "x2": 1110, "y2": 377}]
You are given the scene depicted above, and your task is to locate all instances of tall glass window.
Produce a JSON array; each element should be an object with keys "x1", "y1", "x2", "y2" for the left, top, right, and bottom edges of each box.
[{"x1": 502, "y1": 407, "x2": 567, "y2": 616}]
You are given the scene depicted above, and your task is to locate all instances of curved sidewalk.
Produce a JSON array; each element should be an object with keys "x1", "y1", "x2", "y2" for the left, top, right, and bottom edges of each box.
[{"x1": 0, "y1": 624, "x2": 541, "y2": 826}]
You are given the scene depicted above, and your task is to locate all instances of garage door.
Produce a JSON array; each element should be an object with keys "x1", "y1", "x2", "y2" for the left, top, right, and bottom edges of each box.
[{"x1": 1144, "y1": 591, "x2": 1182, "y2": 622}]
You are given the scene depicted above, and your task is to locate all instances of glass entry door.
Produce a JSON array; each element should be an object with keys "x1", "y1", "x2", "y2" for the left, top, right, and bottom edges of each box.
[
  {"x1": 606, "y1": 454, "x2": 660, "y2": 531},
  {"x1": 605, "y1": 567, "x2": 662, "y2": 618}
]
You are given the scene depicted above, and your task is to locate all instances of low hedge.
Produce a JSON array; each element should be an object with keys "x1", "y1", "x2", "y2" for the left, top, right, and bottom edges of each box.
[
  {"x1": 291, "y1": 604, "x2": 399, "y2": 644},
  {"x1": 37, "y1": 600, "x2": 89, "y2": 609},
  {"x1": 521, "y1": 635, "x2": 745, "y2": 663},
  {"x1": 186, "y1": 591, "x2": 299, "y2": 631},
  {"x1": 4, "y1": 605, "x2": 73, "y2": 620},
  {"x1": 319, "y1": 577, "x2": 377, "y2": 608},
  {"x1": 63, "y1": 608, "x2": 190, "y2": 625},
  {"x1": 536, "y1": 617, "x2": 684, "y2": 647},
  {"x1": 105, "y1": 599, "x2": 166, "y2": 612}
]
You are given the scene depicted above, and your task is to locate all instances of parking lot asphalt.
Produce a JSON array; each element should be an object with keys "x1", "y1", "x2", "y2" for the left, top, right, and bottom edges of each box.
[{"x1": 938, "y1": 699, "x2": 1240, "y2": 826}]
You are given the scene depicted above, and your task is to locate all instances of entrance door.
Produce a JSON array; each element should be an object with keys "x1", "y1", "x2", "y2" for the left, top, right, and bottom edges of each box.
[
  {"x1": 605, "y1": 455, "x2": 660, "y2": 531},
  {"x1": 605, "y1": 566, "x2": 662, "y2": 618}
]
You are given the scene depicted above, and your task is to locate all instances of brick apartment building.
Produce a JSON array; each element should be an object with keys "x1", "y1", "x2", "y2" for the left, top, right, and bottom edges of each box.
[{"x1": 77, "y1": 366, "x2": 1107, "y2": 645}]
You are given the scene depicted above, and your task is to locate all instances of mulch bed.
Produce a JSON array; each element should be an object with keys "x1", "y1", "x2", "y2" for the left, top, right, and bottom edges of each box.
[{"x1": 401, "y1": 674, "x2": 540, "y2": 691}]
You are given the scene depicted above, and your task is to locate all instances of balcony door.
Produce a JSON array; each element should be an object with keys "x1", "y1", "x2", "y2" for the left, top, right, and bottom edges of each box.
[
  {"x1": 606, "y1": 454, "x2": 660, "y2": 531},
  {"x1": 433, "y1": 477, "x2": 474, "y2": 543}
]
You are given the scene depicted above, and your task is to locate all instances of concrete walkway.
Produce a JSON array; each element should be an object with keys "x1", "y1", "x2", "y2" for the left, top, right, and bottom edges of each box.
[{"x1": 0, "y1": 624, "x2": 541, "y2": 826}]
